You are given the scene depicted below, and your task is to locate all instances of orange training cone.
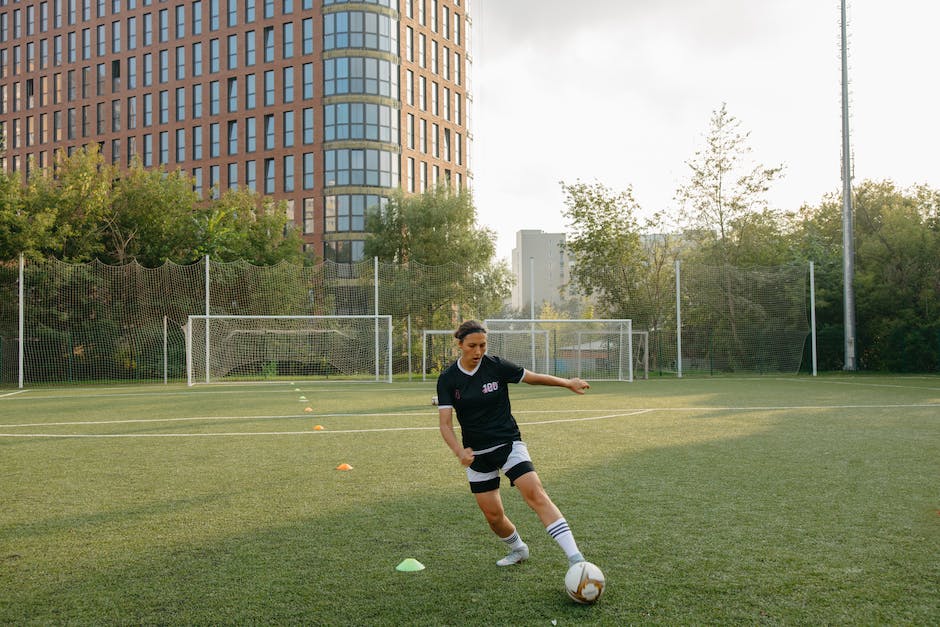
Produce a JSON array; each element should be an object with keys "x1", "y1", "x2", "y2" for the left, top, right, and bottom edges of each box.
[
  {"x1": 313, "y1": 424, "x2": 324, "y2": 431},
  {"x1": 336, "y1": 463, "x2": 353, "y2": 471}
]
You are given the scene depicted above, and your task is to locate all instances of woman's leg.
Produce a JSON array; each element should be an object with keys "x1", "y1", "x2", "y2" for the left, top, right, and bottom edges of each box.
[
  {"x1": 474, "y1": 489, "x2": 529, "y2": 565},
  {"x1": 474, "y1": 488, "x2": 514, "y2": 536},
  {"x1": 513, "y1": 472, "x2": 584, "y2": 564}
]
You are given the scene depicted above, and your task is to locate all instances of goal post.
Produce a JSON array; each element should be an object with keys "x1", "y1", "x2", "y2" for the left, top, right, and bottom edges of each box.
[
  {"x1": 186, "y1": 315, "x2": 392, "y2": 385},
  {"x1": 421, "y1": 329, "x2": 550, "y2": 381},
  {"x1": 484, "y1": 319, "x2": 642, "y2": 382}
]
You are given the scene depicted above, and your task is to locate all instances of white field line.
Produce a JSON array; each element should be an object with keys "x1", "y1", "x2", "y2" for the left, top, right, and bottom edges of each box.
[
  {"x1": 0, "y1": 386, "x2": 426, "y2": 402},
  {"x1": 0, "y1": 390, "x2": 28, "y2": 398},
  {"x1": 0, "y1": 404, "x2": 937, "y2": 439}
]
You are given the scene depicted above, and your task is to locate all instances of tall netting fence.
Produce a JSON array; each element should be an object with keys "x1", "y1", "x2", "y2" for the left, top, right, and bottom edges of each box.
[
  {"x1": 673, "y1": 263, "x2": 810, "y2": 375},
  {"x1": 0, "y1": 261, "x2": 18, "y2": 385},
  {"x1": 0, "y1": 257, "x2": 811, "y2": 386}
]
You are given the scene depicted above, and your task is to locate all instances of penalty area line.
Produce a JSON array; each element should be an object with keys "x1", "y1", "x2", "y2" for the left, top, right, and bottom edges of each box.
[{"x1": 0, "y1": 390, "x2": 28, "y2": 399}]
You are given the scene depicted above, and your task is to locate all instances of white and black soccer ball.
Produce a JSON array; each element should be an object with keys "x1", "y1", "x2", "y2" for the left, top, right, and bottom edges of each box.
[
  {"x1": 431, "y1": 395, "x2": 439, "y2": 406},
  {"x1": 564, "y1": 561, "x2": 605, "y2": 604}
]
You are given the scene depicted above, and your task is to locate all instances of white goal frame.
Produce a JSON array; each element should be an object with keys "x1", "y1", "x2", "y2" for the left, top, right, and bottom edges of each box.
[
  {"x1": 484, "y1": 319, "x2": 640, "y2": 382},
  {"x1": 421, "y1": 329, "x2": 551, "y2": 381},
  {"x1": 186, "y1": 314, "x2": 392, "y2": 385}
]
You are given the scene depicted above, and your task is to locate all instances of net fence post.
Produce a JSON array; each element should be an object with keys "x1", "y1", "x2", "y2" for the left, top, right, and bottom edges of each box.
[
  {"x1": 163, "y1": 315, "x2": 168, "y2": 385},
  {"x1": 810, "y1": 261, "x2": 818, "y2": 377},
  {"x1": 374, "y1": 257, "x2": 380, "y2": 382},
  {"x1": 675, "y1": 260, "x2": 683, "y2": 379},
  {"x1": 204, "y1": 256, "x2": 210, "y2": 384},
  {"x1": 18, "y1": 254, "x2": 24, "y2": 389}
]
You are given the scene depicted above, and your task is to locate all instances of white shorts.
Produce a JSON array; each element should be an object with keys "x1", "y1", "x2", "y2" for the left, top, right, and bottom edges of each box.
[{"x1": 466, "y1": 441, "x2": 535, "y2": 493}]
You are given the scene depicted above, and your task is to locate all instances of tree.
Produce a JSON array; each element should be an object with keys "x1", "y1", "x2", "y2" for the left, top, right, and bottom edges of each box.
[
  {"x1": 793, "y1": 180, "x2": 940, "y2": 370},
  {"x1": 561, "y1": 180, "x2": 679, "y2": 331},
  {"x1": 192, "y1": 188, "x2": 305, "y2": 264},
  {"x1": 107, "y1": 161, "x2": 202, "y2": 265},
  {"x1": 22, "y1": 146, "x2": 115, "y2": 262},
  {"x1": 676, "y1": 103, "x2": 785, "y2": 265},
  {"x1": 364, "y1": 186, "x2": 511, "y2": 328}
]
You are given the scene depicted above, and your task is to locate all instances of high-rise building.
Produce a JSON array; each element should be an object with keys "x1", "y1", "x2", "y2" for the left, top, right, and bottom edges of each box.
[
  {"x1": 511, "y1": 229, "x2": 572, "y2": 313},
  {"x1": 0, "y1": 0, "x2": 471, "y2": 261}
]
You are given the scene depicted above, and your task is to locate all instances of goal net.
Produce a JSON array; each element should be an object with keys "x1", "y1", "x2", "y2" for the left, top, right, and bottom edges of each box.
[
  {"x1": 421, "y1": 329, "x2": 551, "y2": 381},
  {"x1": 484, "y1": 319, "x2": 641, "y2": 381},
  {"x1": 186, "y1": 315, "x2": 392, "y2": 384}
]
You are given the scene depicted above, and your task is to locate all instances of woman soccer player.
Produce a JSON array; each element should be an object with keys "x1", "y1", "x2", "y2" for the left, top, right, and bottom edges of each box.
[{"x1": 437, "y1": 319, "x2": 590, "y2": 567}]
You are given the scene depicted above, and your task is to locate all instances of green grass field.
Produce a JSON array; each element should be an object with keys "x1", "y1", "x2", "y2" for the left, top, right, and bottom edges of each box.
[{"x1": 1, "y1": 376, "x2": 938, "y2": 625}]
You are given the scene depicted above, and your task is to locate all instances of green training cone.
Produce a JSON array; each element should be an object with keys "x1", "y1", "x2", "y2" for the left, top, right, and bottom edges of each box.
[{"x1": 395, "y1": 558, "x2": 425, "y2": 572}]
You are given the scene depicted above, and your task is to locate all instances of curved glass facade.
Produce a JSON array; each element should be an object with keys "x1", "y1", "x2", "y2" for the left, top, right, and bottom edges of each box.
[
  {"x1": 322, "y1": 0, "x2": 401, "y2": 259},
  {"x1": 324, "y1": 102, "x2": 398, "y2": 142},
  {"x1": 324, "y1": 11, "x2": 398, "y2": 53},
  {"x1": 323, "y1": 57, "x2": 399, "y2": 98},
  {"x1": 324, "y1": 148, "x2": 399, "y2": 188}
]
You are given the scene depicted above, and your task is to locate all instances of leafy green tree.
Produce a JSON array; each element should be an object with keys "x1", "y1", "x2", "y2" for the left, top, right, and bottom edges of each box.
[
  {"x1": 561, "y1": 180, "x2": 679, "y2": 331},
  {"x1": 192, "y1": 188, "x2": 305, "y2": 264},
  {"x1": 365, "y1": 186, "x2": 511, "y2": 328},
  {"x1": 794, "y1": 180, "x2": 940, "y2": 370},
  {"x1": 107, "y1": 161, "x2": 202, "y2": 265},
  {"x1": 676, "y1": 103, "x2": 785, "y2": 266},
  {"x1": 0, "y1": 167, "x2": 53, "y2": 261},
  {"x1": 22, "y1": 146, "x2": 115, "y2": 262}
]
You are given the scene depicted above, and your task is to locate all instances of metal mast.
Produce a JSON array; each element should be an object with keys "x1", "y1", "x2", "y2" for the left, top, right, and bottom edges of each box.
[{"x1": 840, "y1": 0, "x2": 857, "y2": 370}]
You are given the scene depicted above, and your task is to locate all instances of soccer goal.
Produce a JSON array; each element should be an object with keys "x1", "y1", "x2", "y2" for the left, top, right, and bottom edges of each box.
[
  {"x1": 421, "y1": 329, "x2": 550, "y2": 381},
  {"x1": 484, "y1": 319, "x2": 643, "y2": 381},
  {"x1": 186, "y1": 315, "x2": 392, "y2": 385}
]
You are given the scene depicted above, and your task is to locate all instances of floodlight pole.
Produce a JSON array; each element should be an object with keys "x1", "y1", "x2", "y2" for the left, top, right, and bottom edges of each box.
[{"x1": 840, "y1": 0, "x2": 858, "y2": 370}]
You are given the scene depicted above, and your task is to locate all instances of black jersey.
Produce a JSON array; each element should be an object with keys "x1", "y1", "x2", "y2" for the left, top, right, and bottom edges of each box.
[{"x1": 436, "y1": 354, "x2": 526, "y2": 451}]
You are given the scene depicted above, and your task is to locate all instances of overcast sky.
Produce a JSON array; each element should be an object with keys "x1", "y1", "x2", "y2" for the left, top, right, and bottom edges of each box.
[{"x1": 469, "y1": 0, "x2": 940, "y2": 260}]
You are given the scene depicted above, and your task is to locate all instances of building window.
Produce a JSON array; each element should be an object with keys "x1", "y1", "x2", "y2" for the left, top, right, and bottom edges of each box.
[
  {"x1": 264, "y1": 159, "x2": 274, "y2": 194},
  {"x1": 176, "y1": 46, "x2": 186, "y2": 80},
  {"x1": 282, "y1": 67, "x2": 294, "y2": 102},
  {"x1": 227, "y1": 76, "x2": 238, "y2": 112},
  {"x1": 323, "y1": 194, "x2": 386, "y2": 233},
  {"x1": 227, "y1": 119, "x2": 237, "y2": 154},
  {"x1": 176, "y1": 128, "x2": 186, "y2": 162},
  {"x1": 263, "y1": 113, "x2": 274, "y2": 149},
  {"x1": 302, "y1": 107, "x2": 313, "y2": 143},
  {"x1": 324, "y1": 102, "x2": 397, "y2": 143},
  {"x1": 245, "y1": 73, "x2": 256, "y2": 109},
  {"x1": 245, "y1": 159, "x2": 256, "y2": 190},
  {"x1": 227, "y1": 34, "x2": 238, "y2": 69},
  {"x1": 209, "y1": 121, "x2": 220, "y2": 157},
  {"x1": 303, "y1": 197, "x2": 315, "y2": 234},
  {"x1": 282, "y1": 22, "x2": 293, "y2": 57},
  {"x1": 283, "y1": 154, "x2": 294, "y2": 192},
  {"x1": 227, "y1": 161, "x2": 238, "y2": 188},
  {"x1": 323, "y1": 57, "x2": 397, "y2": 97},
  {"x1": 302, "y1": 152, "x2": 313, "y2": 189},
  {"x1": 176, "y1": 86, "x2": 186, "y2": 120},
  {"x1": 282, "y1": 110, "x2": 294, "y2": 147},
  {"x1": 324, "y1": 148, "x2": 398, "y2": 188},
  {"x1": 246, "y1": 116, "x2": 256, "y2": 152}
]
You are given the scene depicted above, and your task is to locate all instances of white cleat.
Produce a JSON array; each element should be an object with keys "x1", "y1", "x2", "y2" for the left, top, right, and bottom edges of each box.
[{"x1": 496, "y1": 544, "x2": 529, "y2": 566}]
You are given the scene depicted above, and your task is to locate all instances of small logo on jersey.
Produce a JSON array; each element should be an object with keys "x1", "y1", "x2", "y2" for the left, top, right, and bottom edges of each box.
[
  {"x1": 482, "y1": 381, "x2": 499, "y2": 394},
  {"x1": 454, "y1": 390, "x2": 461, "y2": 400}
]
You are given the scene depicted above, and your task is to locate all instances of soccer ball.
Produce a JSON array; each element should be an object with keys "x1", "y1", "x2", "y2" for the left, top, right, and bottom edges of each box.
[
  {"x1": 564, "y1": 561, "x2": 605, "y2": 604},
  {"x1": 431, "y1": 395, "x2": 439, "y2": 406}
]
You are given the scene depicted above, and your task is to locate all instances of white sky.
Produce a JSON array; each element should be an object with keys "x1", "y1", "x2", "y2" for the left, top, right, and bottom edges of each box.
[{"x1": 469, "y1": 0, "x2": 940, "y2": 261}]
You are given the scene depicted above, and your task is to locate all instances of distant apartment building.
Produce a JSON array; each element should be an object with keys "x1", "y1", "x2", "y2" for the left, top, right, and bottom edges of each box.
[
  {"x1": 511, "y1": 229, "x2": 572, "y2": 313},
  {"x1": 0, "y1": 0, "x2": 471, "y2": 261}
]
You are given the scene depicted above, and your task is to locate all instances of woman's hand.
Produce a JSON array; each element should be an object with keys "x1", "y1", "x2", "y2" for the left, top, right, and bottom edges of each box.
[
  {"x1": 457, "y1": 447, "x2": 475, "y2": 467},
  {"x1": 567, "y1": 377, "x2": 590, "y2": 394}
]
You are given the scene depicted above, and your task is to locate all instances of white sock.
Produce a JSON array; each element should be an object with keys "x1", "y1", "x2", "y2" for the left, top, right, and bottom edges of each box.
[
  {"x1": 546, "y1": 518, "x2": 582, "y2": 560},
  {"x1": 500, "y1": 529, "x2": 526, "y2": 551}
]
